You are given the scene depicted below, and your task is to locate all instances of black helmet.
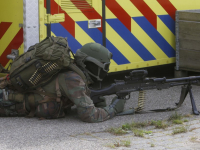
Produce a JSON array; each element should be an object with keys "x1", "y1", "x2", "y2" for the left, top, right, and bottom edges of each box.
[{"x1": 75, "y1": 43, "x2": 112, "y2": 81}]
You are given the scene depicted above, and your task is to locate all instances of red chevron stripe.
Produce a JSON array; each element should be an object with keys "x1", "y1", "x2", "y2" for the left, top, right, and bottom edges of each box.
[
  {"x1": 157, "y1": 0, "x2": 177, "y2": 20},
  {"x1": 71, "y1": 0, "x2": 102, "y2": 32},
  {"x1": 0, "y1": 22, "x2": 12, "y2": 40},
  {"x1": 130, "y1": 0, "x2": 157, "y2": 29},
  {"x1": 0, "y1": 28, "x2": 23, "y2": 66},
  {"x1": 44, "y1": 0, "x2": 75, "y2": 37},
  {"x1": 106, "y1": 0, "x2": 131, "y2": 31}
]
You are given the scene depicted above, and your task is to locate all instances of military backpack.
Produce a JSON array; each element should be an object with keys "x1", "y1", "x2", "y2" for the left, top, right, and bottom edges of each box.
[{"x1": 9, "y1": 36, "x2": 87, "y2": 92}]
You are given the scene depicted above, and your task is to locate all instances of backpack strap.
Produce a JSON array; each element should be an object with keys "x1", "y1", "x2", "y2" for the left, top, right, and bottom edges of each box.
[
  {"x1": 55, "y1": 77, "x2": 61, "y2": 102},
  {"x1": 68, "y1": 63, "x2": 89, "y2": 85},
  {"x1": 37, "y1": 77, "x2": 62, "y2": 103},
  {"x1": 26, "y1": 94, "x2": 36, "y2": 118}
]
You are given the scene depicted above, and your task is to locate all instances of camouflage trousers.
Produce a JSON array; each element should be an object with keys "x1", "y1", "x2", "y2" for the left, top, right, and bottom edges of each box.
[
  {"x1": 0, "y1": 89, "x2": 71, "y2": 118},
  {"x1": 0, "y1": 89, "x2": 26, "y2": 117}
]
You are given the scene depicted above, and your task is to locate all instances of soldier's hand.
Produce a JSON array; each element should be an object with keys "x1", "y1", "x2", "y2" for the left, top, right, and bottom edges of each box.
[
  {"x1": 110, "y1": 96, "x2": 126, "y2": 114},
  {"x1": 94, "y1": 96, "x2": 107, "y2": 108}
]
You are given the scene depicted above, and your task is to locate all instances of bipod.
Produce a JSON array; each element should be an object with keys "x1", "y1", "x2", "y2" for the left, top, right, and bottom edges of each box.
[{"x1": 176, "y1": 84, "x2": 199, "y2": 115}]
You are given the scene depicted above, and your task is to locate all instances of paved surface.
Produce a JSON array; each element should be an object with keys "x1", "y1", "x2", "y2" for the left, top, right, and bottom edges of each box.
[{"x1": 1, "y1": 84, "x2": 200, "y2": 150}]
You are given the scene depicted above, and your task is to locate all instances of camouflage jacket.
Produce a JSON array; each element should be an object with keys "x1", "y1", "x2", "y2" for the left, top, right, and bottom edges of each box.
[{"x1": 40, "y1": 71, "x2": 114, "y2": 122}]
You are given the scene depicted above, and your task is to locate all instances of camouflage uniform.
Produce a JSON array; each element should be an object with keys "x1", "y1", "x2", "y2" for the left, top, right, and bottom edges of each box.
[
  {"x1": 0, "y1": 89, "x2": 2, "y2": 101},
  {"x1": 0, "y1": 71, "x2": 114, "y2": 122},
  {"x1": 0, "y1": 89, "x2": 26, "y2": 117}
]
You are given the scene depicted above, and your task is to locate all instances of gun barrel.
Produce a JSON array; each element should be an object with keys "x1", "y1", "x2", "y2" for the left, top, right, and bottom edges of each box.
[
  {"x1": 166, "y1": 76, "x2": 200, "y2": 82},
  {"x1": 152, "y1": 76, "x2": 200, "y2": 83}
]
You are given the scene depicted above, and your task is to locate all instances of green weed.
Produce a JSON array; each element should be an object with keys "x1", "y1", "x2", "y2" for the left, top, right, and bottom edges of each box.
[
  {"x1": 143, "y1": 130, "x2": 153, "y2": 134},
  {"x1": 121, "y1": 121, "x2": 149, "y2": 130},
  {"x1": 168, "y1": 112, "x2": 183, "y2": 121},
  {"x1": 172, "y1": 119, "x2": 183, "y2": 124},
  {"x1": 132, "y1": 129, "x2": 144, "y2": 137},
  {"x1": 122, "y1": 123, "x2": 132, "y2": 130},
  {"x1": 190, "y1": 136, "x2": 198, "y2": 142},
  {"x1": 114, "y1": 141, "x2": 121, "y2": 147},
  {"x1": 105, "y1": 143, "x2": 115, "y2": 148},
  {"x1": 150, "y1": 120, "x2": 169, "y2": 129},
  {"x1": 172, "y1": 126, "x2": 188, "y2": 135},
  {"x1": 121, "y1": 140, "x2": 131, "y2": 147},
  {"x1": 109, "y1": 140, "x2": 131, "y2": 148},
  {"x1": 151, "y1": 143, "x2": 155, "y2": 147},
  {"x1": 107, "y1": 127, "x2": 127, "y2": 135},
  {"x1": 183, "y1": 114, "x2": 193, "y2": 118},
  {"x1": 133, "y1": 121, "x2": 149, "y2": 128}
]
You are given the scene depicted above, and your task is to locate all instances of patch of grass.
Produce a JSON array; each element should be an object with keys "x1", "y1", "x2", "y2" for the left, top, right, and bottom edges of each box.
[
  {"x1": 183, "y1": 119, "x2": 189, "y2": 122},
  {"x1": 132, "y1": 129, "x2": 144, "y2": 137},
  {"x1": 190, "y1": 136, "x2": 198, "y2": 142},
  {"x1": 172, "y1": 126, "x2": 188, "y2": 135},
  {"x1": 150, "y1": 120, "x2": 169, "y2": 129},
  {"x1": 151, "y1": 143, "x2": 155, "y2": 147},
  {"x1": 168, "y1": 112, "x2": 183, "y2": 121},
  {"x1": 114, "y1": 141, "x2": 121, "y2": 147},
  {"x1": 133, "y1": 122, "x2": 149, "y2": 128},
  {"x1": 107, "y1": 127, "x2": 127, "y2": 135},
  {"x1": 143, "y1": 130, "x2": 153, "y2": 134},
  {"x1": 183, "y1": 114, "x2": 193, "y2": 118},
  {"x1": 172, "y1": 119, "x2": 183, "y2": 124},
  {"x1": 109, "y1": 140, "x2": 131, "y2": 148},
  {"x1": 105, "y1": 143, "x2": 115, "y2": 148},
  {"x1": 121, "y1": 121, "x2": 149, "y2": 131},
  {"x1": 121, "y1": 140, "x2": 131, "y2": 147},
  {"x1": 122, "y1": 123, "x2": 132, "y2": 130}
]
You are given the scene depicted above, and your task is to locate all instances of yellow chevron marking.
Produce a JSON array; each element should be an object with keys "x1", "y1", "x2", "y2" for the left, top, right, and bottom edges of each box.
[
  {"x1": 18, "y1": 43, "x2": 24, "y2": 56},
  {"x1": 170, "y1": 0, "x2": 200, "y2": 10},
  {"x1": 75, "y1": 23, "x2": 94, "y2": 45},
  {"x1": 106, "y1": 22, "x2": 143, "y2": 63},
  {"x1": 0, "y1": 0, "x2": 23, "y2": 23},
  {"x1": 110, "y1": 59, "x2": 117, "y2": 68},
  {"x1": 51, "y1": 31, "x2": 56, "y2": 37},
  {"x1": 0, "y1": 0, "x2": 23, "y2": 56},
  {"x1": 65, "y1": 11, "x2": 88, "y2": 22},
  {"x1": 116, "y1": 0, "x2": 143, "y2": 17},
  {"x1": 0, "y1": 23, "x2": 21, "y2": 56},
  {"x1": 144, "y1": 0, "x2": 168, "y2": 15},
  {"x1": 109, "y1": 58, "x2": 175, "y2": 72},
  {"x1": 41, "y1": 25, "x2": 47, "y2": 39},
  {"x1": 131, "y1": 19, "x2": 168, "y2": 59},
  {"x1": 157, "y1": 17, "x2": 175, "y2": 50},
  {"x1": 92, "y1": 0, "x2": 102, "y2": 17}
]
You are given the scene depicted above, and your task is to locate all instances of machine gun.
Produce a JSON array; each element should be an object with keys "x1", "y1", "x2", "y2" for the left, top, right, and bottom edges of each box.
[{"x1": 90, "y1": 70, "x2": 200, "y2": 115}]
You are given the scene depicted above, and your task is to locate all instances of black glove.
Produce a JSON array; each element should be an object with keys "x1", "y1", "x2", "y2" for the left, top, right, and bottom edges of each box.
[
  {"x1": 109, "y1": 96, "x2": 126, "y2": 114},
  {"x1": 103, "y1": 96, "x2": 126, "y2": 118},
  {"x1": 94, "y1": 96, "x2": 107, "y2": 108}
]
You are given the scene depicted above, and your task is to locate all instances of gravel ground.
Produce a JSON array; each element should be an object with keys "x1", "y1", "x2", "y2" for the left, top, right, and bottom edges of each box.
[{"x1": 1, "y1": 84, "x2": 200, "y2": 150}]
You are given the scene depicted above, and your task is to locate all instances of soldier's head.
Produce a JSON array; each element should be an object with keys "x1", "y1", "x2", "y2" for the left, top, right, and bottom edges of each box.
[{"x1": 75, "y1": 43, "x2": 112, "y2": 82}]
